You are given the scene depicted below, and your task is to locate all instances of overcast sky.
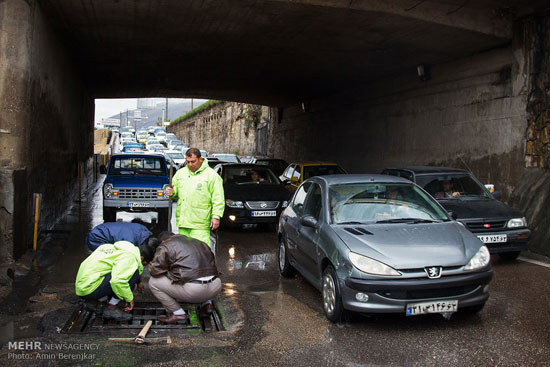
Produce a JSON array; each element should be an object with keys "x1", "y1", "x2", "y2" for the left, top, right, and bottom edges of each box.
[{"x1": 94, "y1": 98, "x2": 203, "y2": 124}]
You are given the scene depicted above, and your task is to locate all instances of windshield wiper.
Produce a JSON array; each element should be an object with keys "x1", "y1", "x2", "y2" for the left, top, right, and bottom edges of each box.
[
  {"x1": 375, "y1": 218, "x2": 440, "y2": 224},
  {"x1": 338, "y1": 221, "x2": 368, "y2": 225}
]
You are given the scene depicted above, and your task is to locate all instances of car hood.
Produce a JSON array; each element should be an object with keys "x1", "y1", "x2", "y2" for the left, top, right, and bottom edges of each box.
[
  {"x1": 437, "y1": 197, "x2": 524, "y2": 219},
  {"x1": 105, "y1": 175, "x2": 168, "y2": 187},
  {"x1": 332, "y1": 222, "x2": 479, "y2": 269},
  {"x1": 224, "y1": 183, "x2": 292, "y2": 201}
]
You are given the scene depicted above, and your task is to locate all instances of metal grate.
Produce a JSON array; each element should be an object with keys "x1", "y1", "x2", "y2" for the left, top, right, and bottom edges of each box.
[
  {"x1": 118, "y1": 188, "x2": 160, "y2": 199},
  {"x1": 464, "y1": 220, "x2": 506, "y2": 232},
  {"x1": 245, "y1": 201, "x2": 279, "y2": 210},
  {"x1": 62, "y1": 301, "x2": 222, "y2": 334}
]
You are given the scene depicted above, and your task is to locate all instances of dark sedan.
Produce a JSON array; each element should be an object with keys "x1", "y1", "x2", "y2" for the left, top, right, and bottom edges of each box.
[
  {"x1": 382, "y1": 166, "x2": 531, "y2": 260},
  {"x1": 278, "y1": 174, "x2": 492, "y2": 322},
  {"x1": 213, "y1": 163, "x2": 292, "y2": 229}
]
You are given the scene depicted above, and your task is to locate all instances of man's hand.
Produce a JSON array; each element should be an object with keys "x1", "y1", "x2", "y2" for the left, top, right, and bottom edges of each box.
[
  {"x1": 211, "y1": 218, "x2": 220, "y2": 230},
  {"x1": 452, "y1": 191, "x2": 461, "y2": 197},
  {"x1": 124, "y1": 300, "x2": 134, "y2": 312},
  {"x1": 137, "y1": 282, "x2": 144, "y2": 294},
  {"x1": 165, "y1": 186, "x2": 173, "y2": 196}
]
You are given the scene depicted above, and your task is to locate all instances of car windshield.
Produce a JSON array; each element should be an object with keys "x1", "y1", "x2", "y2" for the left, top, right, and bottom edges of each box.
[
  {"x1": 213, "y1": 154, "x2": 240, "y2": 163},
  {"x1": 330, "y1": 183, "x2": 448, "y2": 224},
  {"x1": 110, "y1": 157, "x2": 166, "y2": 175},
  {"x1": 167, "y1": 152, "x2": 184, "y2": 159},
  {"x1": 415, "y1": 173, "x2": 491, "y2": 199},
  {"x1": 223, "y1": 167, "x2": 280, "y2": 185},
  {"x1": 303, "y1": 165, "x2": 345, "y2": 180}
]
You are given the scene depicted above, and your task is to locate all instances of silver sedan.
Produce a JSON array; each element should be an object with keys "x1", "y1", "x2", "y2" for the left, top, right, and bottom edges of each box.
[{"x1": 278, "y1": 174, "x2": 492, "y2": 322}]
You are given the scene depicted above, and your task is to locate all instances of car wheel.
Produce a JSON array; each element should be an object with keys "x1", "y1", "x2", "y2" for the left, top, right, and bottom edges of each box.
[
  {"x1": 157, "y1": 208, "x2": 170, "y2": 227},
  {"x1": 499, "y1": 251, "x2": 520, "y2": 261},
  {"x1": 278, "y1": 238, "x2": 296, "y2": 278},
  {"x1": 103, "y1": 207, "x2": 117, "y2": 222},
  {"x1": 322, "y1": 265, "x2": 345, "y2": 323}
]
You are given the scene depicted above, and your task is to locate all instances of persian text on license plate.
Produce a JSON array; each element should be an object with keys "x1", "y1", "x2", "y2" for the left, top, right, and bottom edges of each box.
[
  {"x1": 477, "y1": 234, "x2": 507, "y2": 243},
  {"x1": 128, "y1": 202, "x2": 150, "y2": 208},
  {"x1": 251, "y1": 211, "x2": 277, "y2": 217},
  {"x1": 406, "y1": 300, "x2": 458, "y2": 316}
]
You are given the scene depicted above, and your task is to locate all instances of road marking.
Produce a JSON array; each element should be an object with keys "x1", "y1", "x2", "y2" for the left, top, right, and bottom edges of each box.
[{"x1": 518, "y1": 256, "x2": 550, "y2": 268}]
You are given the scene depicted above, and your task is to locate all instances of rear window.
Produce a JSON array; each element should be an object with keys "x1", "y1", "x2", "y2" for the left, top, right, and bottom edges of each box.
[
  {"x1": 303, "y1": 165, "x2": 346, "y2": 180},
  {"x1": 110, "y1": 157, "x2": 166, "y2": 176}
]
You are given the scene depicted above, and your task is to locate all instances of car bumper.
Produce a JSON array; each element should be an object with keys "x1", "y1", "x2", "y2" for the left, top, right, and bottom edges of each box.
[
  {"x1": 104, "y1": 199, "x2": 170, "y2": 211},
  {"x1": 472, "y1": 228, "x2": 530, "y2": 254},
  {"x1": 341, "y1": 270, "x2": 493, "y2": 314}
]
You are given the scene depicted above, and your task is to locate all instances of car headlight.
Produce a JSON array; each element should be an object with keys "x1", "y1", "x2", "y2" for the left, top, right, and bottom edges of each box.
[
  {"x1": 103, "y1": 184, "x2": 113, "y2": 199},
  {"x1": 282, "y1": 200, "x2": 289, "y2": 208},
  {"x1": 507, "y1": 217, "x2": 527, "y2": 228},
  {"x1": 464, "y1": 246, "x2": 490, "y2": 271},
  {"x1": 348, "y1": 252, "x2": 401, "y2": 276},
  {"x1": 160, "y1": 184, "x2": 170, "y2": 199},
  {"x1": 226, "y1": 199, "x2": 244, "y2": 208}
]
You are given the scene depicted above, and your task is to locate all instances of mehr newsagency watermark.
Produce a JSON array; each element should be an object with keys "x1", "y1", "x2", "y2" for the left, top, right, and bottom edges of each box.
[{"x1": 6, "y1": 341, "x2": 99, "y2": 361}]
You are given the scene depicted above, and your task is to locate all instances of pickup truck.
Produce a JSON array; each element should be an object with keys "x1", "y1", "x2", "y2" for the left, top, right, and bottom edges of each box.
[{"x1": 100, "y1": 153, "x2": 171, "y2": 225}]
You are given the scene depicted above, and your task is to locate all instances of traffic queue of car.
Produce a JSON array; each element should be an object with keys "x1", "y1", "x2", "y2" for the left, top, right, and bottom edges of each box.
[{"x1": 107, "y1": 127, "x2": 531, "y2": 323}]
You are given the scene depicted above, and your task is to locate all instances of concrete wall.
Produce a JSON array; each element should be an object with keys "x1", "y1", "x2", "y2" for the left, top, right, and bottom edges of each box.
[
  {"x1": 0, "y1": 0, "x2": 93, "y2": 263},
  {"x1": 270, "y1": 45, "x2": 527, "y2": 202},
  {"x1": 168, "y1": 102, "x2": 267, "y2": 156}
]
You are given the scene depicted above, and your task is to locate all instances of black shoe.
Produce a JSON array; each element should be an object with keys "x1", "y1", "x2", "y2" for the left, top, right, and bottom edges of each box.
[
  {"x1": 157, "y1": 313, "x2": 189, "y2": 324},
  {"x1": 82, "y1": 300, "x2": 106, "y2": 315},
  {"x1": 102, "y1": 304, "x2": 132, "y2": 321}
]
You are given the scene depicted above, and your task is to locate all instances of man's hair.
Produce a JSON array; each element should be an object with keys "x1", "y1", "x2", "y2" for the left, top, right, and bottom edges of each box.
[
  {"x1": 158, "y1": 231, "x2": 175, "y2": 243},
  {"x1": 185, "y1": 148, "x2": 201, "y2": 158},
  {"x1": 139, "y1": 238, "x2": 159, "y2": 262}
]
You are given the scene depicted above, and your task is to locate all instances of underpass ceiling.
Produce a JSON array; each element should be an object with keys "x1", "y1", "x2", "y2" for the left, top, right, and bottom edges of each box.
[{"x1": 39, "y1": 0, "x2": 545, "y2": 106}]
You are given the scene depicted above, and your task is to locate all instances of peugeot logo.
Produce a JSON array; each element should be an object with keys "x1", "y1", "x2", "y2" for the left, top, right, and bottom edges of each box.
[
  {"x1": 260, "y1": 202, "x2": 267, "y2": 208},
  {"x1": 425, "y1": 266, "x2": 442, "y2": 279}
]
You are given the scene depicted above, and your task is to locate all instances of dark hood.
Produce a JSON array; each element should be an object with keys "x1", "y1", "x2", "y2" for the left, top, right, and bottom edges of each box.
[
  {"x1": 437, "y1": 197, "x2": 524, "y2": 220},
  {"x1": 224, "y1": 183, "x2": 292, "y2": 201}
]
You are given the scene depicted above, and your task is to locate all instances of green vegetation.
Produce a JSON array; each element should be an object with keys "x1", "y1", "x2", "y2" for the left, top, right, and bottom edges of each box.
[{"x1": 171, "y1": 100, "x2": 225, "y2": 125}]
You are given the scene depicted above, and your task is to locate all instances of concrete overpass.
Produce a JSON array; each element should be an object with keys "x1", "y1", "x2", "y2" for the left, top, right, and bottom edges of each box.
[{"x1": 1, "y1": 0, "x2": 549, "y2": 263}]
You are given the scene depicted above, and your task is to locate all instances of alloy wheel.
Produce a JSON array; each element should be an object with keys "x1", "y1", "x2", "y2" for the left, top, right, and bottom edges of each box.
[{"x1": 323, "y1": 273, "x2": 336, "y2": 315}]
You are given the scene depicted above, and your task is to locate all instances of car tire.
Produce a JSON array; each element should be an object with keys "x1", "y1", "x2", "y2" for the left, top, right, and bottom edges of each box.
[
  {"x1": 322, "y1": 265, "x2": 345, "y2": 323},
  {"x1": 278, "y1": 237, "x2": 296, "y2": 278},
  {"x1": 499, "y1": 251, "x2": 520, "y2": 261},
  {"x1": 103, "y1": 207, "x2": 117, "y2": 222},
  {"x1": 157, "y1": 208, "x2": 170, "y2": 227}
]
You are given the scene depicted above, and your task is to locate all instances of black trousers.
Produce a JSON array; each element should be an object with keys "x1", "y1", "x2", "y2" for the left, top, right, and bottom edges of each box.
[{"x1": 81, "y1": 269, "x2": 140, "y2": 301}]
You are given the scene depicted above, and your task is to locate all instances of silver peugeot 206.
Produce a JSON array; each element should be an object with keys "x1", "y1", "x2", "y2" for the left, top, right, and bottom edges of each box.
[{"x1": 278, "y1": 174, "x2": 493, "y2": 322}]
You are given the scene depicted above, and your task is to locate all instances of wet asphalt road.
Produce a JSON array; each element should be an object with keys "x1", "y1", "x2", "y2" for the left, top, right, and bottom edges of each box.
[{"x1": 1, "y1": 179, "x2": 550, "y2": 366}]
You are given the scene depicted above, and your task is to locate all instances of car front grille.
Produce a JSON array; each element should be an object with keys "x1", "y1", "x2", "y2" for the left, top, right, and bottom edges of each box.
[
  {"x1": 118, "y1": 188, "x2": 160, "y2": 199},
  {"x1": 463, "y1": 220, "x2": 507, "y2": 232},
  {"x1": 378, "y1": 285, "x2": 479, "y2": 300},
  {"x1": 245, "y1": 201, "x2": 279, "y2": 210}
]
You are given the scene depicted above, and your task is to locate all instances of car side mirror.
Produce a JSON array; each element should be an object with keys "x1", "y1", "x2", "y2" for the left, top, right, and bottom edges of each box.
[
  {"x1": 447, "y1": 210, "x2": 458, "y2": 220},
  {"x1": 100, "y1": 165, "x2": 107, "y2": 174},
  {"x1": 300, "y1": 215, "x2": 318, "y2": 228},
  {"x1": 492, "y1": 191, "x2": 501, "y2": 200}
]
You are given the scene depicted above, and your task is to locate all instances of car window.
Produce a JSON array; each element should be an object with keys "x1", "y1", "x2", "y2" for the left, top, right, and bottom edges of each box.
[
  {"x1": 111, "y1": 157, "x2": 166, "y2": 175},
  {"x1": 292, "y1": 165, "x2": 301, "y2": 181},
  {"x1": 416, "y1": 173, "x2": 490, "y2": 199},
  {"x1": 282, "y1": 164, "x2": 294, "y2": 179},
  {"x1": 329, "y1": 183, "x2": 448, "y2": 224},
  {"x1": 303, "y1": 165, "x2": 345, "y2": 180},
  {"x1": 223, "y1": 167, "x2": 280, "y2": 185},
  {"x1": 291, "y1": 182, "x2": 311, "y2": 215},
  {"x1": 303, "y1": 184, "x2": 323, "y2": 220}
]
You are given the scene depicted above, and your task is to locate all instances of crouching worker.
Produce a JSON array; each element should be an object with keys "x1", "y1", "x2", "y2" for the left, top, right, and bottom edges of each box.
[
  {"x1": 75, "y1": 239, "x2": 158, "y2": 321},
  {"x1": 86, "y1": 221, "x2": 153, "y2": 252},
  {"x1": 149, "y1": 233, "x2": 221, "y2": 323}
]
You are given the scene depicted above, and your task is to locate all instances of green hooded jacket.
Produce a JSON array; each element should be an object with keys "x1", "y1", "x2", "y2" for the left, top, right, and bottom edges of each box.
[
  {"x1": 75, "y1": 241, "x2": 143, "y2": 302},
  {"x1": 171, "y1": 158, "x2": 225, "y2": 229}
]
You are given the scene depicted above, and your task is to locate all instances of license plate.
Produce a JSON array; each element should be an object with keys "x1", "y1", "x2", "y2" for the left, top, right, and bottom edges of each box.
[
  {"x1": 251, "y1": 210, "x2": 276, "y2": 217},
  {"x1": 477, "y1": 234, "x2": 507, "y2": 243},
  {"x1": 406, "y1": 300, "x2": 458, "y2": 316},
  {"x1": 127, "y1": 202, "x2": 150, "y2": 208}
]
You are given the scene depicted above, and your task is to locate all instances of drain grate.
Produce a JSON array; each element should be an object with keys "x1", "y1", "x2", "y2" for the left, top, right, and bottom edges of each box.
[{"x1": 62, "y1": 301, "x2": 223, "y2": 334}]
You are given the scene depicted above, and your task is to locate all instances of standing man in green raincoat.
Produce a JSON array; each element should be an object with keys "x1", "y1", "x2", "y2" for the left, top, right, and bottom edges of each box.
[{"x1": 165, "y1": 147, "x2": 224, "y2": 254}]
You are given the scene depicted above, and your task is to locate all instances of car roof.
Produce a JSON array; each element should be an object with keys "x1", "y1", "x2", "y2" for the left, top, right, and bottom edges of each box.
[
  {"x1": 310, "y1": 174, "x2": 414, "y2": 185},
  {"x1": 385, "y1": 166, "x2": 469, "y2": 175},
  {"x1": 290, "y1": 161, "x2": 341, "y2": 166},
  {"x1": 217, "y1": 163, "x2": 271, "y2": 169},
  {"x1": 111, "y1": 153, "x2": 166, "y2": 158}
]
